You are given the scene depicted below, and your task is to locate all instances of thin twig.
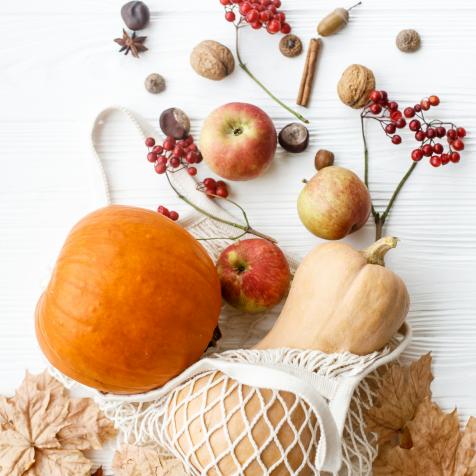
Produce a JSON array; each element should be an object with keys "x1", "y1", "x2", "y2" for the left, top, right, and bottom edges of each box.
[{"x1": 234, "y1": 26, "x2": 309, "y2": 124}]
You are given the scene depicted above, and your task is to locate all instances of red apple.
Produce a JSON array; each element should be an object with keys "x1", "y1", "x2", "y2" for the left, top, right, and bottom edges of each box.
[
  {"x1": 216, "y1": 239, "x2": 291, "y2": 313},
  {"x1": 200, "y1": 102, "x2": 277, "y2": 181}
]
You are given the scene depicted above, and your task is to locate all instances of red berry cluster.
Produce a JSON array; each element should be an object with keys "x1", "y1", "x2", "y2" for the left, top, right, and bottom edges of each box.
[
  {"x1": 364, "y1": 92, "x2": 467, "y2": 167},
  {"x1": 220, "y1": 0, "x2": 291, "y2": 34},
  {"x1": 198, "y1": 177, "x2": 230, "y2": 199},
  {"x1": 145, "y1": 135, "x2": 231, "y2": 220}
]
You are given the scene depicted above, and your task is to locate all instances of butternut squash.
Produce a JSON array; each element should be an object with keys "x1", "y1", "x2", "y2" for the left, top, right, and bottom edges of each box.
[{"x1": 257, "y1": 236, "x2": 410, "y2": 355}]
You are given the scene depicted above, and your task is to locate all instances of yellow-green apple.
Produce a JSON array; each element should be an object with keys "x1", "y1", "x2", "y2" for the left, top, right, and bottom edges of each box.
[
  {"x1": 200, "y1": 103, "x2": 277, "y2": 180},
  {"x1": 216, "y1": 239, "x2": 290, "y2": 313},
  {"x1": 298, "y1": 166, "x2": 371, "y2": 240}
]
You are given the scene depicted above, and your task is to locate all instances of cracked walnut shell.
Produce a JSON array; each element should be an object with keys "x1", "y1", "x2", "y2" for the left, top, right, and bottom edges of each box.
[
  {"x1": 337, "y1": 64, "x2": 376, "y2": 109},
  {"x1": 190, "y1": 40, "x2": 235, "y2": 81}
]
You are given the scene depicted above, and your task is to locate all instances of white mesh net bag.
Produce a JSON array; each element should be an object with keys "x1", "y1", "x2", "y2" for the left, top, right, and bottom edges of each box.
[{"x1": 51, "y1": 107, "x2": 413, "y2": 475}]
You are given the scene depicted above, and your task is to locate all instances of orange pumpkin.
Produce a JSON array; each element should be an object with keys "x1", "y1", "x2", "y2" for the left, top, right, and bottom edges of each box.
[{"x1": 35, "y1": 205, "x2": 221, "y2": 394}]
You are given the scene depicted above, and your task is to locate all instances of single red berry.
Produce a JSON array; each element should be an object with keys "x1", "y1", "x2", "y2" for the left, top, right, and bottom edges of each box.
[
  {"x1": 396, "y1": 118, "x2": 406, "y2": 129},
  {"x1": 215, "y1": 187, "x2": 229, "y2": 198},
  {"x1": 411, "y1": 149, "x2": 423, "y2": 161},
  {"x1": 381, "y1": 90, "x2": 388, "y2": 100},
  {"x1": 183, "y1": 135, "x2": 194, "y2": 146},
  {"x1": 428, "y1": 95, "x2": 440, "y2": 106},
  {"x1": 169, "y1": 210, "x2": 179, "y2": 221},
  {"x1": 261, "y1": 0, "x2": 271, "y2": 5},
  {"x1": 145, "y1": 137, "x2": 155, "y2": 147},
  {"x1": 385, "y1": 123, "x2": 396, "y2": 134},
  {"x1": 240, "y1": 2, "x2": 252, "y2": 13},
  {"x1": 172, "y1": 146, "x2": 184, "y2": 158},
  {"x1": 392, "y1": 135, "x2": 402, "y2": 145},
  {"x1": 409, "y1": 119, "x2": 421, "y2": 131},
  {"x1": 155, "y1": 163, "x2": 166, "y2": 174},
  {"x1": 280, "y1": 22, "x2": 291, "y2": 34},
  {"x1": 414, "y1": 104, "x2": 422, "y2": 112},
  {"x1": 420, "y1": 99, "x2": 430, "y2": 111},
  {"x1": 195, "y1": 152, "x2": 203, "y2": 163},
  {"x1": 251, "y1": 20, "x2": 262, "y2": 29},
  {"x1": 441, "y1": 154, "x2": 450, "y2": 165},
  {"x1": 415, "y1": 131, "x2": 426, "y2": 141},
  {"x1": 457, "y1": 127, "x2": 467, "y2": 138},
  {"x1": 187, "y1": 167, "x2": 197, "y2": 176},
  {"x1": 267, "y1": 19, "x2": 281, "y2": 33},
  {"x1": 157, "y1": 155, "x2": 168, "y2": 166},
  {"x1": 186, "y1": 151, "x2": 198, "y2": 164},
  {"x1": 225, "y1": 10, "x2": 236, "y2": 21},
  {"x1": 203, "y1": 177, "x2": 216, "y2": 188},
  {"x1": 404, "y1": 107, "x2": 415, "y2": 118},
  {"x1": 163, "y1": 136, "x2": 176, "y2": 151},
  {"x1": 388, "y1": 101, "x2": 399, "y2": 111},
  {"x1": 369, "y1": 90, "x2": 382, "y2": 102},
  {"x1": 436, "y1": 126, "x2": 446, "y2": 138},
  {"x1": 422, "y1": 144, "x2": 433, "y2": 156},
  {"x1": 152, "y1": 145, "x2": 163, "y2": 154},
  {"x1": 447, "y1": 129, "x2": 457, "y2": 140},
  {"x1": 260, "y1": 10, "x2": 271, "y2": 21},
  {"x1": 220, "y1": 0, "x2": 231, "y2": 4},
  {"x1": 370, "y1": 103, "x2": 382, "y2": 114},
  {"x1": 390, "y1": 110, "x2": 402, "y2": 122},
  {"x1": 274, "y1": 12, "x2": 285, "y2": 22},
  {"x1": 267, "y1": 4, "x2": 277, "y2": 14},
  {"x1": 430, "y1": 156, "x2": 442, "y2": 167},
  {"x1": 452, "y1": 139, "x2": 465, "y2": 151},
  {"x1": 169, "y1": 157, "x2": 180, "y2": 168},
  {"x1": 147, "y1": 152, "x2": 157, "y2": 163},
  {"x1": 246, "y1": 9, "x2": 259, "y2": 22},
  {"x1": 450, "y1": 152, "x2": 461, "y2": 163},
  {"x1": 426, "y1": 127, "x2": 436, "y2": 139},
  {"x1": 272, "y1": 0, "x2": 281, "y2": 6},
  {"x1": 433, "y1": 143, "x2": 444, "y2": 154},
  {"x1": 157, "y1": 205, "x2": 169, "y2": 215}
]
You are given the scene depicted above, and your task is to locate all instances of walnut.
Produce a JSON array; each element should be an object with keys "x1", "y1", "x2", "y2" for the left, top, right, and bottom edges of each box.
[
  {"x1": 279, "y1": 34, "x2": 303, "y2": 57},
  {"x1": 337, "y1": 64, "x2": 376, "y2": 109},
  {"x1": 190, "y1": 40, "x2": 235, "y2": 80},
  {"x1": 396, "y1": 29, "x2": 421, "y2": 53}
]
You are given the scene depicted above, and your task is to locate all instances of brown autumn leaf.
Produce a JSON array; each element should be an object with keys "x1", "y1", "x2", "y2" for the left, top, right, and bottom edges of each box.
[
  {"x1": 365, "y1": 353, "x2": 433, "y2": 447},
  {"x1": 112, "y1": 444, "x2": 188, "y2": 476},
  {"x1": 0, "y1": 370, "x2": 116, "y2": 476},
  {"x1": 374, "y1": 398, "x2": 476, "y2": 476}
]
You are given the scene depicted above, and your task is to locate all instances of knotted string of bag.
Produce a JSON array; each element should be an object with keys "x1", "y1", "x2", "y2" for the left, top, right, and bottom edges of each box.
[{"x1": 48, "y1": 106, "x2": 412, "y2": 475}]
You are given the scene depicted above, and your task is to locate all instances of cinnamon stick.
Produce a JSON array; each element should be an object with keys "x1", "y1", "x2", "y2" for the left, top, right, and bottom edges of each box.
[{"x1": 296, "y1": 38, "x2": 322, "y2": 107}]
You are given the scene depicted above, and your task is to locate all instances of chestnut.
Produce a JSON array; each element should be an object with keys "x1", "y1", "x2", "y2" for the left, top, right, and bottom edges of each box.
[
  {"x1": 159, "y1": 108, "x2": 191, "y2": 140},
  {"x1": 121, "y1": 1, "x2": 150, "y2": 31},
  {"x1": 278, "y1": 123, "x2": 309, "y2": 153}
]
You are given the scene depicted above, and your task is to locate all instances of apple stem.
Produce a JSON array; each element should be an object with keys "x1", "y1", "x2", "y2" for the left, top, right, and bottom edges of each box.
[
  {"x1": 234, "y1": 25, "x2": 309, "y2": 125},
  {"x1": 164, "y1": 171, "x2": 277, "y2": 244},
  {"x1": 360, "y1": 112, "x2": 419, "y2": 241}
]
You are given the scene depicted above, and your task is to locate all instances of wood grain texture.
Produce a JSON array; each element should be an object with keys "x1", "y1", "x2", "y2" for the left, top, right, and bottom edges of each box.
[{"x1": 1, "y1": 0, "x2": 475, "y2": 474}]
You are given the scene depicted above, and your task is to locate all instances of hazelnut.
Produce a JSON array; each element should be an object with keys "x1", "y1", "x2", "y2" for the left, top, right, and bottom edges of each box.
[
  {"x1": 190, "y1": 40, "x2": 235, "y2": 81},
  {"x1": 337, "y1": 64, "x2": 376, "y2": 109},
  {"x1": 314, "y1": 150, "x2": 335, "y2": 170},
  {"x1": 121, "y1": 1, "x2": 150, "y2": 31},
  {"x1": 144, "y1": 73, "x2": 165, "y2": 94},
  {"x1": 279, "y1": 34, "x2": 303, "y2": 58},
  {"x1": 159, "y1": 108, "x2": 190, "y2": 140},
  {"x1": 396, "y1": 29, "x2": 421, "y2": 53}
]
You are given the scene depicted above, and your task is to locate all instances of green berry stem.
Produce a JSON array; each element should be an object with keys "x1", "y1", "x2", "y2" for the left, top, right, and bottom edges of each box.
[
  {"x1": 235, "y1": 25, "x2": 309, "y2": 124},
  {"x1": 164, "y1": 171, "x2": 277, "y2": 243}
]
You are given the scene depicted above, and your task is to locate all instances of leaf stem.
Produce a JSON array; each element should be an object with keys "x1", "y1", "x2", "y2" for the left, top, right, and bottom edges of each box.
[
  {"x1": 164, "y1": 172, "x2": 277, "y2": 243},
  {"x1": 234, "y1": 25, "x2": 309, "y2": 124}
]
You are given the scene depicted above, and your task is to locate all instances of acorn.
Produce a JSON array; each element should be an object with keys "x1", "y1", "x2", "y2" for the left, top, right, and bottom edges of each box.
[{"x1": 317, "y1": 2, "x2": 361, "y2": 37}]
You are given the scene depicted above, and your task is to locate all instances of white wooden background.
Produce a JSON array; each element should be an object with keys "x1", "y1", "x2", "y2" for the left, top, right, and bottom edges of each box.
[{"x1": 1, "y1": 0, "x2": 475, "y2": 473}]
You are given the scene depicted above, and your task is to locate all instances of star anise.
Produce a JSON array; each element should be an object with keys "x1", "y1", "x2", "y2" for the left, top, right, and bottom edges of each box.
[{"x1": 114, "y1": 29, "x2": 148, "y2": 58}]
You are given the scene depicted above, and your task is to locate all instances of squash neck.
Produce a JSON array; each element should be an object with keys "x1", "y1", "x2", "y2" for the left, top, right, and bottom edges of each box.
[{"x1": 361, "y1": 236, "x2": 398, "y2": 266}]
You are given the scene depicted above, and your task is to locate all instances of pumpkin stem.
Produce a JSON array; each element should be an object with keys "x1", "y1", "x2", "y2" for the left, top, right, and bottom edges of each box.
[{"x1": 361, "y1": 236, "x2": 399, "y2": 266}]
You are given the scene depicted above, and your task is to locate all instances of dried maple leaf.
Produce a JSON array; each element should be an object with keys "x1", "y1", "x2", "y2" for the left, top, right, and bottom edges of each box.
[
  {"x1": 365, "y1": 353, "x2": 433, "y2": 447},
  {"x1": 374, "y1": 398, "x2": 476, "y2": 476},
  {"x1": 0, "y1": 370, "x2": 116, "y2": 476},
  {"x1": 112, "y1": 444, "x2": 187, "y2": 476}
]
